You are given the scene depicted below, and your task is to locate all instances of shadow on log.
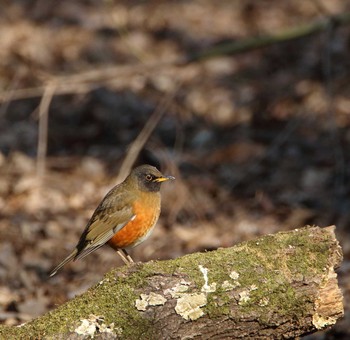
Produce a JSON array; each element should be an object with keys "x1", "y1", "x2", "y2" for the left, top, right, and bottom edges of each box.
[{"x1": 0, "y1": 225, "x2": 343, "y2": 339}]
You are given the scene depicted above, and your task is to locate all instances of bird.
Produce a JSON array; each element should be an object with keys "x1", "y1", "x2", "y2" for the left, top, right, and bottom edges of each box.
[{"x1": 49, "y1": 164, "x2": 175, "y2": 277}]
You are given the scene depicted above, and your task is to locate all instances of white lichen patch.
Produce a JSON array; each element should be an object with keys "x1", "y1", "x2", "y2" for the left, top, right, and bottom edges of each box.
[
  {"x1": 74, "y1": 315, "x2": 115, "y2": 338},
  {"x1": 16, "y1": 322, "x2": 27, "y2": 328},
  {"x1": 147, "y1": 292, "x2": 167, "y2": 306},
  {"x1": 199, "y1": 265, "x2": 217, "y2": 293},
  {"x1": 75, "y1": 319, "x2": 96, "y2": 338},
  {"x1": 135, "y1": 294, "x2": 149, "y2": 311},
  {"x1": 250, "y1": 284, "x2": 258, "y2": 291},
  {"x1": 258, "y1": 296, "x2": 269, "y2": 306},
  {"x1": 221, "y1": 280, "x2": 234, "y2": 291},
  {"x1": 219, "y1": 270, "x2": 242, "y2": 291},
  {"x1": 164, "y1": 283, "x2": 190, "y2": 298},
  {"x1": 238, "y1": 290, "x2": 251, "y2": 305},
  {"x1": 222, "y1": 280, "x2": 239, "y2": 291},
  {"x1": 135, "y1": 292, "x2": 167, "y2": 311},
  {"x1": 180, "y1": 279, "x2": 191, "y2": 285},
  {"x1": 229, "y1": 271, "x2": 240, "y2": 280},
  {"x1": 204, "y1": 282, "x2": 217, "y2": 293},
  {"x1": 98, "y1": 278, "x2": 110, "y2": 286},
  {"x1": 175, "y1": 293, "x2": 207, "y2": 320}
]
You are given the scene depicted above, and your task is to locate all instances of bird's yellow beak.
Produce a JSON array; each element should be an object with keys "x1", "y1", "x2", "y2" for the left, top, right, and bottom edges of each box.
[{"x1": 154, "y1": 175, "x2": 175, "y2": 183}]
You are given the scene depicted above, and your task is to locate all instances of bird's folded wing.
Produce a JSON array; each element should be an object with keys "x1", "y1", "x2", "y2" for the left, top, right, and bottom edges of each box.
[
  {"x1": 74, "y1": 208, "x2": 135, "y2": 261},
  {"x1": 74, "y1": 188, "x2": 136, "y2": 261}
]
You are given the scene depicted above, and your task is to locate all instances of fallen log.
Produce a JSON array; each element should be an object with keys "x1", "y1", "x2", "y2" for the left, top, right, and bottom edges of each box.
[{"x1": 0, "y1": 225, "x2": 343, "y2": 339}]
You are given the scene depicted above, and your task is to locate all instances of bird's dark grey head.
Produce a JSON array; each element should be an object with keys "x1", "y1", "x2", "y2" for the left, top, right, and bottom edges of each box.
[{"x1": 129, "y1": 164, "x2": 175, "y2": 192}]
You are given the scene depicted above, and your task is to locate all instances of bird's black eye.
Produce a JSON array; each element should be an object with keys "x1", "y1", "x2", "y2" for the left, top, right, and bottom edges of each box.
[{"x1": 145, "y1": 174, "x2": 153, "y2": 181}]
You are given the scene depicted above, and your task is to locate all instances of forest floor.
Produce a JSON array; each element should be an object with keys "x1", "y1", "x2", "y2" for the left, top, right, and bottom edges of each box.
[{"x1": 0, "y1": 1, "x2": 350, "y2": 338}]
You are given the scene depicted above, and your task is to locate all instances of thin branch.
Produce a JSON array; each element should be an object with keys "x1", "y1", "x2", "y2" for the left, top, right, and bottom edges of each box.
[
  {"x1": 0, "y1": 72, "x2": 21, "y2": 121},
  {"x1": 184, "y1": 12, "x2": 350, "y2": 62},
  {"x1": 0, "y1": 13, "x2": 349, "y2": 104},
  {"x1": 0, "y1": 62, "x2": 173, "y2": 103},
  {"x1": 36, "y1": 82, "x2": 56, "y2": 180},
  {"x1": 116, "y1": 81, "x2": 181, "y2": 182}
]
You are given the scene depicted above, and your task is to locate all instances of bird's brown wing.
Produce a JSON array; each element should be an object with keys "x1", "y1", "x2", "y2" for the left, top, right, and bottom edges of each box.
[
  {"x1": 49, "y1": 185, "x2": 135, "y2": 277},
  {"x1": 74, "y1": 185, "x2": 136, "y2": 261}
]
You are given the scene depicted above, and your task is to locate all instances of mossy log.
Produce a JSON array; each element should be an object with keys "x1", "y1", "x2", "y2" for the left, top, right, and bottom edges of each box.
[{"x1": 0, "y1": 225, "x2": 343, "y2": 339}]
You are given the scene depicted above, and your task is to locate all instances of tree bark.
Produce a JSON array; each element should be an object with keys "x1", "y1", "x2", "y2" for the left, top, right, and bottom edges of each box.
[{"x1": 0, "y1": 225, "x2": 343, "y2": 339}]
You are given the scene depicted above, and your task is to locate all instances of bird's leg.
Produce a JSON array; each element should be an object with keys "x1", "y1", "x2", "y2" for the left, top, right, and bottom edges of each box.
[
  {"x1": 116, "y1": 249, "x2": 130, "y2": 264},
  {"x1": 116, "y1": 249, "x2": 134, "y2": 265},
  {"x1": 122, "y1": 249, "x2": 134, "y2": 263}
]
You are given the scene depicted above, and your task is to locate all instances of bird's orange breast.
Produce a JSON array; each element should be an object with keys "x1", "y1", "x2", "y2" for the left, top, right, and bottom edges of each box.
[{"x1": 107, "y1": 193, "x2": 161, "y2": 250}]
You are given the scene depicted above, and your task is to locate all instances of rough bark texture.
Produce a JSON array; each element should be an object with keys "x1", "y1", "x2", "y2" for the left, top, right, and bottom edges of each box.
[{"x1": 0, "y1": 225, "x2": 343, "y2": 339}]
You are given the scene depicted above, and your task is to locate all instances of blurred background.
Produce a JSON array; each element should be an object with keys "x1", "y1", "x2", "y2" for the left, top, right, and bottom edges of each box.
[{"x1": 0, "y1": 0, "x2": 349, "y2": 337}]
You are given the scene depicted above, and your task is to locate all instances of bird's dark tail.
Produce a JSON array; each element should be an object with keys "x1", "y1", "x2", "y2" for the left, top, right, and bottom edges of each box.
[{"x1": 49, "y1": 249, "x2": 78, "y2": 277}]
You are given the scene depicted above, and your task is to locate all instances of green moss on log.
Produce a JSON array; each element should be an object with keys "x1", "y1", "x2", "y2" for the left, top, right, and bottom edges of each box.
[{"x1": 0, "y1": 226, "x2": 335, "y2": 338}]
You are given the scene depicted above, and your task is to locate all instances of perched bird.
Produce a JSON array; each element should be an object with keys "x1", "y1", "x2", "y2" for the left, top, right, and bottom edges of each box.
[{"x1": 49, "y1": 164, "x2": 174, "y2": 277}]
